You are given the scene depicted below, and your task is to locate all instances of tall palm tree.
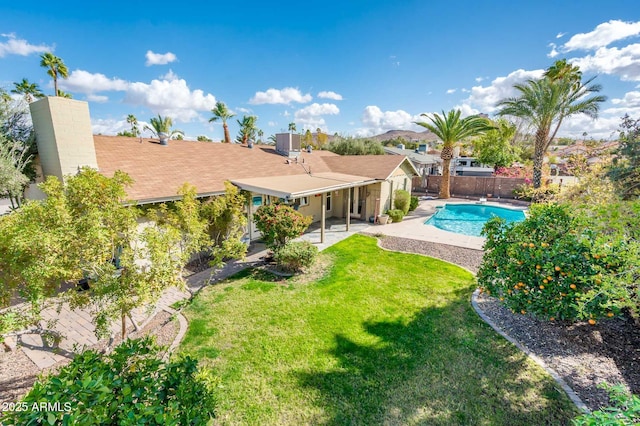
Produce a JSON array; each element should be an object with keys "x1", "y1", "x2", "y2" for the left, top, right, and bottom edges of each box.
[
  {"x1": 143, "y1": 114, "x2": 184, "y2": 143},
  {"x1": 126, "y1": 114, "x2": 140, "y2": 137},
  {"x1": 11, "y1": 78, "x2": 44, "y2": 103},
  {"x1": 40, "y1": 52, "x2": 69, "y2": 97},
  {"x1": 496, "y1": 63, "x2": 606, "y2": 188},
  {"x1": 236, "y1": 115, "x2": 257, "y2": 145},
  {"x1": 209, "y1": 101, "x2": 235, "y2": 144},
  {"x1": 288, "y1": 122, "x2": 297, "y2": 133},
  {"x1": 415, "y1": 109, "x2": 493, "y2": 199}
]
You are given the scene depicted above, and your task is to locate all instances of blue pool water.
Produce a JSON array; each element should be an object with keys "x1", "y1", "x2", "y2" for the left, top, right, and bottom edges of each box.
[{"x1": 425, "y1": 204, "x2": 526, "y2": 237}]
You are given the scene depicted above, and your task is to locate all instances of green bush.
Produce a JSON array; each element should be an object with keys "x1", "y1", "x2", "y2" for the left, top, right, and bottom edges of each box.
[
  {"x1": 477, "y1": 203, "x2": 628, "y2": 322},
  {"x1": 573, "y1": 383, "x2": 640, "y2": 425},
  {"x1": 394, "y1": 189, "x2": 411, "y2": 214},
  {"x1": 387, "y1": 209, "x2": 405, "y2": 223},
  {"x1": 409, "y1": 196, "x2": 419, "y2": 212},
  {"x1": 273, "y1": 241, "x2": 319, "y2": 272},
  {"x1": 254, "y1": 203, "x2": 313, "y2": 250},
  {"x1": 513, "y1": 183, "x2": 560, "y2": 201},
  {"x1": 2, "y1": 337, "x2": 216, "y2": 425}
]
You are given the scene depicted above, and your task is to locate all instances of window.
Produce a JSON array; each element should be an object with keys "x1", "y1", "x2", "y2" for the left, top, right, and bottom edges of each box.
[
  {"x1": 326, "y1": 193, "x2": 332, "y2": 211},
  {"x1": 299, "y1": 196, "x2": 309, "y2": 206}
]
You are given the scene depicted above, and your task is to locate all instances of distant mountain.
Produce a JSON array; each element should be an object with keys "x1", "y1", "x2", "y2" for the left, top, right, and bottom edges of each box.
[{"x1": 368, "y1": 129, "x2": 439, "y2": 143}]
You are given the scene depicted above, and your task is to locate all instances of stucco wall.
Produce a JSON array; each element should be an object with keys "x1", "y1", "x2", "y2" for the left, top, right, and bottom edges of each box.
[{"x1": 29, "y1": 97, "x2": 97, "y2": 183}]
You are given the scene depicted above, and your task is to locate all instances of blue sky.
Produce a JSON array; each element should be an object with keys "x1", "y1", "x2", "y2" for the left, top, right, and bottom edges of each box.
[{"x1": 1, "y1": 1, "x2": 639, "y2": 141}]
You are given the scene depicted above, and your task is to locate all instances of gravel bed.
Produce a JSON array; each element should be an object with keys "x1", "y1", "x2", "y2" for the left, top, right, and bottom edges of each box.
[
  {"x1": 0, "y1": 309, "x2": 179, "y2": 405},
  {"x1": 368, "y1": 233, "x2": 639, "y2": 411}
]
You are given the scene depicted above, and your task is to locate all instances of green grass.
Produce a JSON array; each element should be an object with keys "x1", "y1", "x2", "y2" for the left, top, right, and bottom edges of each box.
[{"x1": 180, "y1": 234, "x2": 579, "y2": 425}]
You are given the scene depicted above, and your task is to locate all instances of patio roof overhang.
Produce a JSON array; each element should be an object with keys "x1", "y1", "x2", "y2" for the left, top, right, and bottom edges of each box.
[{"x1": 230, "y1": 172, "x2": 378, "y2": 199}]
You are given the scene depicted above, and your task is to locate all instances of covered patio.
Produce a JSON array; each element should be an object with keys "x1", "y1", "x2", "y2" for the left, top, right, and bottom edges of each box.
[{"x1": 231, "y1": 172, "x2": 378, "y2": 244}]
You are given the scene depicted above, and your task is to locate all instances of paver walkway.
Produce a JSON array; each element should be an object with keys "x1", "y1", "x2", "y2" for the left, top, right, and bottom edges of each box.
[{"x1": 11, "y1": 220, "x2": 370, "y2": 370}]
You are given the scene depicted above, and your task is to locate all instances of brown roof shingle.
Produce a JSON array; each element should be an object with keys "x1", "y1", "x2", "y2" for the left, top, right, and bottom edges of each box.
[{"x1": 94, "y1": 136, "x2": 414, "y2": 202}]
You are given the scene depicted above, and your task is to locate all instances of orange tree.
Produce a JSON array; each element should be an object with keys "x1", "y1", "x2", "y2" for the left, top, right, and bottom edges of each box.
[{"x1": 477, "y1": 203, "x2": 630, "y2": 322}]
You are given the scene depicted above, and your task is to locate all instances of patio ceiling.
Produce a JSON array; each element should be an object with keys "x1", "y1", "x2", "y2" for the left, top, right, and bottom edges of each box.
[{"x1": 230, "y1": 172, "x2": 378, "y2": 199}]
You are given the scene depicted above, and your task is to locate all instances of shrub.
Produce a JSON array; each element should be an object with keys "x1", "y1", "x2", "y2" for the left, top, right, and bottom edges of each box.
[
  {"x1": 409, "y1": 196, "x2": 419, "y2": 212},
  {"x1": 513, "y1": 183, "x2": 560, "y2": 201},
  {"x1": 573, "y1": 383, "x2": 640, "y2": 425},
  {"x1": 254, "y1": 204, "x2": 313, "y2": 250},
  {"x1": 273, "y1": 241, "x2": 319, "y2": 272},
  {"x1": 387, "y1": 209, "x2": 405, "y2": 223},
  {"x1": 477, "y1": 203, "x2": 628, "y2": 322},
  {"x1": 2, "y1": 337, "x2": 216, "y2": 425},
  {"x1": 394, "y1": 189, "x2": 411, "y2": 214}
]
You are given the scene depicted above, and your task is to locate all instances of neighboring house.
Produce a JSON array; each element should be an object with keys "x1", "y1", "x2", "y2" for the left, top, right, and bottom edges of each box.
[
  {"x1": 28, "y1": 97, "x2": 418, "y2": 243},
  {"x1": 451, "y1": 157, "x2": 494, "y2": 177},
  {"x1": 384, "y1": 144, "x2": 441, "y2": 187}
]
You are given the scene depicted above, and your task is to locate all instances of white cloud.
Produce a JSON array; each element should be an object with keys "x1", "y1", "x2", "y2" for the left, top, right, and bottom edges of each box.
[
  {"x1": 249, "y1": 87, "x2": 312, "y2": 105},
  {"x1": 0, "y1": 33, "x2": 52, "y2": 57},
  {"x1": 357, "y1": 105, "x2": 423, "y2": 136},
  {"x1": 563, "y1": 20, "x2": 640, "y2": 51},
  {"x1": 86, "y1": 94, "x2": 109, "y2": 103},
  {"x1": 60, "y1": 70, "x2": 128, "y2": 93},
  {"x1": 60, "y1": 69, "x2": 217, "y2": 123},
  {"x1": 547, "y1": 43, "x2": 559, "y2": 58},
  {"x1": 145, "y1": 50, "x2": 177, "y2": 66},
  {"x1": 294, "y1": 102, "x2": 339, "y2": 129},
  {"x1": 456, "y1": 68, "x2": 544, "y2": 115},
  {"x1": 317, "y1": 91, "x2": 343, "y2": 100},
  {"x1": 446, "y1": 89, "x2": 456, "y2": 94},
  {"x1": 125, "y1": 78, "x2": 216, "y2": 122},
  {"x1": 91, "y1": 118, "x2": 128, "y2": 135},
  {"x1": 556, "y1": 32, "x2": 566, "y2": 39},
  {"x1": 570, "y1": 43, "x2": 640, "y2": 81},
  {"x1": 160, "y1": 69, "x2": 178, "y2": 81},
  {"x1": 611, "y1": 90, "x2": 640, "y2": 107},
  {"x1": 474, "y1": 77, "x2": 485, "y2": 83},
  {"x1": 236, "y1": 107, "x2": 251, "y2": 113},
  {"x1": 560, "y1": 114, "x2": 621, "y2": 139}
]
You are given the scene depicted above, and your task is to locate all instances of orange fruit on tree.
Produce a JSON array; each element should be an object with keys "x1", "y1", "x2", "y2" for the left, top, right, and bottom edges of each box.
[
  {"x1": 536, "y1": 265, "x2": 541, "y2": 270},
  {"x1": 588, "y1": 319, "x2": 596, "y2": 325},
  {"x1": 570, "y1": 284, "x2": 577, "y2": 290},
  {"x1": 555, "y1": 266, "x2": 561, "y2": 272},
  {"x1": 529, "y1": 243, "x2": 535, "y2": 248},
  {"x1": 607, "y1": 312, "x2": 614, "y2": 317},
  {"x1": 539, "y1": 285, "x2": 545, "y2": 290},
  {"x1": 543, "y1": 279, "x2": 548, "y2": 284},
  {"x1": 521, "y1": 310, "x2": 526, "y2": 315},
  {"x1": 550, "y1": 317, "x2": 555, "y2": 321}
]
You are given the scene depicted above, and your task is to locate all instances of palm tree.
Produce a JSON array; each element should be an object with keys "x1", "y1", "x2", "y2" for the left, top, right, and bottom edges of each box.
[
  {"x1": 126, "y1": 114, "x2": 140, "y2": 137},
  {"x1": 288, "y1": 122, "x2": 297, "y2": 133},
  {"x1": 40, "y1": 52, "x2": 69, "y2": 97},
  {"x1": 56, "y1": 89, "x2": 72, "y2": 99},
  {"x1": 143, "y1": 114, "x2": 184, "y2": 144},
  {"x1": 415, "y1": 109, "x2": 493, "y2": 199},
  {"x1": 209, "y1": 102, "x2": 235, "y2": 144},
  {"x1": 257, "y1": 129, "x2": 264, "y2": 144},
  {"x1": 11, "y1": 78, "x2": 44, "y2": 103},
  {"x1": 236, "y1": 115, "x2": 257, "y2": 145},
  {"x1": 496, "y1": 62, "x2": 606, "y2": 188}
]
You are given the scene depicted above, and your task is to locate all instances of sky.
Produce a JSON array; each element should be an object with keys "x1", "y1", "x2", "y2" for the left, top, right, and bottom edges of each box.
[{"x1": 1, "y1": 1, "x2": 639, "y2": 142}]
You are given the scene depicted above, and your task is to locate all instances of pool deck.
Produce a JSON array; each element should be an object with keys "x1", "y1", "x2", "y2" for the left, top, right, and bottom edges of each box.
[{"x1": 373, "y1": 198, "x2": 526, "y2": 251}]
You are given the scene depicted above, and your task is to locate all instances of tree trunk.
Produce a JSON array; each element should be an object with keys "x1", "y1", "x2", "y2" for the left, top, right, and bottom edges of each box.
[
  {"x1": 533, "y1": 129, "x2": 548, "y2": 189},
  {"x1": 439, "y1": 159, "x2": 452, "y2": 199},
  {"x1": 53, "y1": 75, "x2": 58, "y2": 97},
  {"x1": 121, "y1": 309, "x2": 127, "y2": 340},
  {"x1": 223, "y1": 123, "x2": 231, "y2": 144}
]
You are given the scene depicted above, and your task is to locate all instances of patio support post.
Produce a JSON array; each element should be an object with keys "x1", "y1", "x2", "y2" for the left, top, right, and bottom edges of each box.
[
  {"x1": 321, "y1": 192, "x2": 326, "y2": 244},
  {"x1": 346, "y1": 188, "x2": 351, "y2": 231}
]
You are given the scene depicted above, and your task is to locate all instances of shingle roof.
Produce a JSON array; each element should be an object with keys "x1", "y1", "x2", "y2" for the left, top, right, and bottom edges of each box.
[
  {"x1": 94, "y1": 136, "x2": 416, "y2": 203},
  {"x1": 322, "y1": 155, "x2": 418, "y2": 180}
]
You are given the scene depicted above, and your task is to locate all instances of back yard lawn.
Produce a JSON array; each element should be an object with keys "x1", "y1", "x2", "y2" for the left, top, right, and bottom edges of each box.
[{"x1": 180, "y1": 234, "x2": 579, "y2": 425}]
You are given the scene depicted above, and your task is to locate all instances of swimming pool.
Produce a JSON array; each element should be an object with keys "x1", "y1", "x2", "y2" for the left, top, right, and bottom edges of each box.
[{"x1": 425, "y1": 204, "x2": 526, "y2": 237}]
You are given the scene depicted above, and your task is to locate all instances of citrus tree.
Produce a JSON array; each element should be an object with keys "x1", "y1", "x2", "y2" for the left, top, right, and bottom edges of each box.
[{"x1": 254, "y1": 203, "x2": 312, "y2": 250}]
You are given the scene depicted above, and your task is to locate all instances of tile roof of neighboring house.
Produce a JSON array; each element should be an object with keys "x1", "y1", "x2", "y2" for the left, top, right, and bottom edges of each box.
[
  {"x1": 383, "y1": 147, "x2": 441, "y2": 164},
  {"x1": 93, "y1": 136, "x2": 415, "y2": 203},
  {"x1": 322, "y1": 155, "x2": 418, "y2": 180}
]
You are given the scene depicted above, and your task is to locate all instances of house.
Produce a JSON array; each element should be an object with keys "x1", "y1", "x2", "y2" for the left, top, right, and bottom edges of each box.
[
  {"x1": 383, "y1": 144, "x2": 441, "y2": 186},
  {"x1": 28, "y1": 97, "x2": 418, "y2": 243}
]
